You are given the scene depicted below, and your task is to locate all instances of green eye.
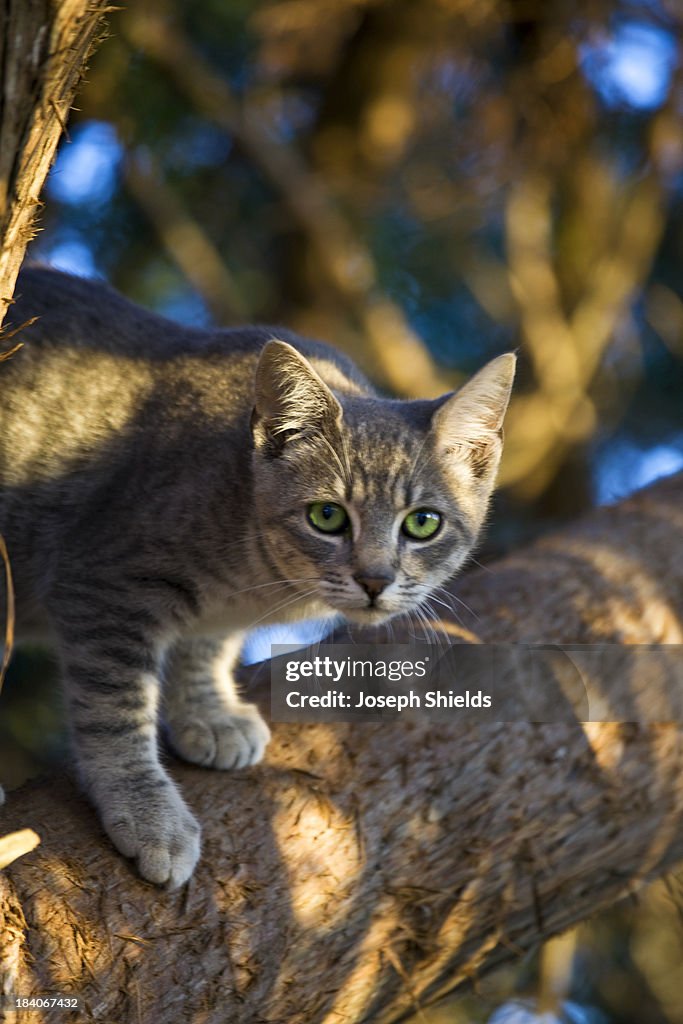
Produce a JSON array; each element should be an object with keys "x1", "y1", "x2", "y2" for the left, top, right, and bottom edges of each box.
[
  {"x1": 402, "y1": 509, "x2": 442, "y2": 541},
  {"x1": 307, "y1": 501, "x2": 349, "y2": 535}
]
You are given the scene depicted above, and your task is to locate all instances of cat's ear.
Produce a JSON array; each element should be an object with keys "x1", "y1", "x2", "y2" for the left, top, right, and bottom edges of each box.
[
  {"x1": 431, "y1": 353, "x2": 516, "y2": 479},
  {"x1": 252, "y1": 339, "x2": 342, "y2": 452}
]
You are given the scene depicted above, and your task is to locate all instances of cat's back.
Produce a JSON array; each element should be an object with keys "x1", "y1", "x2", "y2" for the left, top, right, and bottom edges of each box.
[
  {"x1": 0, "y1": 267, "x2": 373, "y2": 488},
  {"x1": 7, "y1": 266, "x2": 253, "y2": 360},
  {"x1": 4, "y1": 266, "x2": 372, "y2": 389}
]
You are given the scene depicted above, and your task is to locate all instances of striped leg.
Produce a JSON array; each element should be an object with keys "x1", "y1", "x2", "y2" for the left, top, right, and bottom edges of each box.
[
  {"x1": 163, "y1": 633, "x2": 271, "y2": 770},
  {"x1": 52, "y1": 595, "x2": 200, "y2": 888}
]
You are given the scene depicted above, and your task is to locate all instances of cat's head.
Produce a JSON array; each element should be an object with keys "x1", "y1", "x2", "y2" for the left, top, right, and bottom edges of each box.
[{"x1": 250, "y1": 340, "x2": 515, "y2": 625}]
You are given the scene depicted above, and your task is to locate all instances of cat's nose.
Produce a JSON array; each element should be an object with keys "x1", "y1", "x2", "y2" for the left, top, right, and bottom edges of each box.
[{"x1": 354, "y1": 572, "x2": 395, "y2": 600}]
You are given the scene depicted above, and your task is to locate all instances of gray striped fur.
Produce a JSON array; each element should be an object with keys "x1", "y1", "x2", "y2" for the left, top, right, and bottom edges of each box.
[{"x1": 0, "y1": 267, "x2": 514, "y2": 886}]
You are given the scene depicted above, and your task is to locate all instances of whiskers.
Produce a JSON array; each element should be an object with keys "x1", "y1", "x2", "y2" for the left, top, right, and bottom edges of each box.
[
  {"x1": 244, "y1": 585, "x2": 323, "y2": 632},
  {"x1": 386, "y1": 579, "x2": 479, "y2": 655},
  {"x1": 414, "y1": 605, "x2": 448, "y2": 653},
  {"x1": 227, "y1": 576, "x2": 320, "y2": 600},
  {"x1": 464, "y1": 554, "x2": 493, "y2": 575},
  {"x1": 425, "y1": 583, "x2": 479, "y2": 625}
]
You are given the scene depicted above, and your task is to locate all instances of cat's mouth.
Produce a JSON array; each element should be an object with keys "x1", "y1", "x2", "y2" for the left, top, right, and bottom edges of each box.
[
  {"x1": 335, "y1": 602, "x2": 398, "y2": 626},
  {"x1": 318, "y1": 580, "x2": 404, "y2": 625}
]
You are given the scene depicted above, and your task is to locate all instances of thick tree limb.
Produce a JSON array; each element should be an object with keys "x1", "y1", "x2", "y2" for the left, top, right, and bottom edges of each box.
[
  {"x1": 1, "y1": 473, "x2": 682, "y2": 1022},
  {"x1": 0, "y1": 0, "x2": 110, "y2": 333}
]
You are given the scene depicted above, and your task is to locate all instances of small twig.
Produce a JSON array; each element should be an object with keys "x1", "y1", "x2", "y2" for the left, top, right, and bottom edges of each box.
[
  {"x1": 383, "y1": 945, "x2": 430, "y2": 1024},
  {"x1": 0, "y1": 315, "x2": 38, "y2": 361},
  {"x1": 0, "y1": 829, "x2": 41, "y2": 870},
  {"x1": 124, "y1": 151, "x2": 249, "y2": 323},
  {"x1": 49, "y1": 97, "x2": 71, "y2": 140},
  {"x1": 538, "y1": 928, "x2": 578, "y2": 1014},
  {"x1": 0, "y1": 534, "x2": 15, "y2": 694},
  {"x1": 0, "y1": 341, "x2": 23, "y2": 362}
]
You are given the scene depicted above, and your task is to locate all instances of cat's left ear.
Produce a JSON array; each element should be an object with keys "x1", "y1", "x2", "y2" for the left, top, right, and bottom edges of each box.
[
  {"x1": 431, "y1": 353, "x2": 516, "y2": 479},
  {"x1": 252, "y1": 339, "x2": 342, "y2": 452}
]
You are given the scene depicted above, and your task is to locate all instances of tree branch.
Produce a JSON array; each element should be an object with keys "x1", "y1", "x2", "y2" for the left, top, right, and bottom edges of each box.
[
  {"x1": 123, "y1": 149, "x2": 249, "y2": 323},
  {"x1": 2, "y1": 473, "x2": 682, "y2": 1022},
  {"x1": 502, "y1": 169, "x2": 664, "y2": 498},
  {"x1": 0, "y1": 0, "x2": 110, "y2": 821},
  {"x1": 120, "y1": 2, "x2": 450, "y2": 399},
  {"x1": 0, "y1": 0, "x2": 111, "y2": 334}
]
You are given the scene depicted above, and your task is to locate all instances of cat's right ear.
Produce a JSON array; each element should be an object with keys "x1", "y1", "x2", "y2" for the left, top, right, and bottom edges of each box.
[
  {"x1": 252, "y1": 340, "x2": 342, "y2": 453},
  {"x1": 431, "y1": 353, "x2": 516, "y2": 481}
]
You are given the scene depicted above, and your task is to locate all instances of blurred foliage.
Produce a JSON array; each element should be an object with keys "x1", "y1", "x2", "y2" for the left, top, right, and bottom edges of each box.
[
  {"x1": 5, "y1": 0, "x2": 683, "y2": 1020},
  {"x1": 30, "y1": 0, "x2": 683, "y2": 536}
]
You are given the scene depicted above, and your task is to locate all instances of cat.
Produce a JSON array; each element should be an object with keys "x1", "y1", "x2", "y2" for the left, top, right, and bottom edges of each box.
[{"x1": 0, "y1": 266, "x2": 515, "y2": 887}]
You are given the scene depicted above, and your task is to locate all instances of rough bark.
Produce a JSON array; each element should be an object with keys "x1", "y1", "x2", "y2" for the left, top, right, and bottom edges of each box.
[
  {"x1": 0, "y1": 1, "x2": 108, "y2": 1016},
  {"x1": 1, "y1": 473, "x2": 682, "y2": 1023},
  {"x1": 0, "y1": 0, "x2": 110, "y2": 334}
]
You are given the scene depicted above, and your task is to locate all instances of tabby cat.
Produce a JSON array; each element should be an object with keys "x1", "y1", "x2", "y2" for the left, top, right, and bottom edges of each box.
[{"x1": 0, "y1": 267, "x2": 515, "y2": 886}]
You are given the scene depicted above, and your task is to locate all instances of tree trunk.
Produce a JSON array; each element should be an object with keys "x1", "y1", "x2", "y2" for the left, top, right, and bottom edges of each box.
[
  {"x1": 1, "y1": 472, "x2": 682, "y2": 1023},
  {"x1": 0, "y1": 0, "x2": 108, "y2": 1015},
  {"x1": 0, "y1": 0, "x2": 110, "y2": 335}
]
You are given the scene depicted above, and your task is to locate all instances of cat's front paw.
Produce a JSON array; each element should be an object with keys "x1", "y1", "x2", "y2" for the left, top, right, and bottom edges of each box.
[
  {"x1": 98, "y1": 777, "x2": 201, "y2": 888},
  {"x1": 167, "y1": 704, "x2": 271, "y2": 770}
]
